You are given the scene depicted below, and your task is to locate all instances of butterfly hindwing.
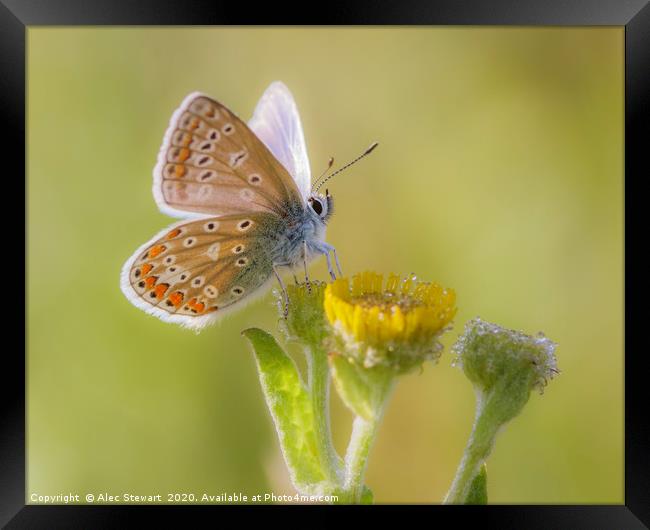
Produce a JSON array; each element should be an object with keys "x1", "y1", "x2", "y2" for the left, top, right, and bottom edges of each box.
[
  {"x1": 120, "y1": 213, "x2": 277, "y2": 330},
  {"x1": 153, "y1": 92, "x2": 304, "y2": 219}
]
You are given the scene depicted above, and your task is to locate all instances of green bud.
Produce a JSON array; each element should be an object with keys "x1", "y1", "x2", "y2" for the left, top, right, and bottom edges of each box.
[
  {"x1": 278, "y1": 281, "x2": 329, "y2": 348},
  {"x1": 452, "y1": 317, "x2": 559, "y2": 422}
]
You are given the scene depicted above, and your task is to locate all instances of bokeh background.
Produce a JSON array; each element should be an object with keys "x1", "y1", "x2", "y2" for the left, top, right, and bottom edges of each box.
[{"x1": 27, "y1": 27, "x2": 623, "y2": 503}]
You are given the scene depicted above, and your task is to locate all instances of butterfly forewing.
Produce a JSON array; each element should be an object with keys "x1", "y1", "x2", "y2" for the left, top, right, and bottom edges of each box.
[
  {"x1": 155, "y1": 93, "x2": 303, "y2": 218},
  {"x1": 248, "y1": 82, "x2": 312, "y2": 200},
  {"x1": 123, "y1": 213, "x2": 277, "y2": 329}
]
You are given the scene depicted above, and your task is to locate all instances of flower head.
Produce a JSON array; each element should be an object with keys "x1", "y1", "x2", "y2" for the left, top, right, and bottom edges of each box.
[
  {"x1": 452, "y1": 317, "x2": 559, "y2": 396},
  {"x1": 324, "y1": 271, "x2": 457, "y2": 372}
]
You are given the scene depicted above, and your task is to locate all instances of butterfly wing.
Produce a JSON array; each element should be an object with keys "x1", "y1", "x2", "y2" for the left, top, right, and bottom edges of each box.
[
  {"x1": 248, "y1": 81, "x2": 312, "y2": 201},
  {"x1": 153, "y1": 92, "x2": 303, "y2": 219},
  {"x1": 120, "y1": 213, "x2": 280, "y2": 330}
]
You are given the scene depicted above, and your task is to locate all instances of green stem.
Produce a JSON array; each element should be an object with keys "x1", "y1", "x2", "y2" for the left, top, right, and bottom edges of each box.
[
  {"x1": 444, "y1": 390, "x2": 500, "y2": 504},
  {"x1": 305, "y1": 345, "x2": 342, "y2": 485},
  {"x1": 341, "y1": 376, "x2": 395, "y2": 503},
  {"x1": 343, "y1": 416, "x2": 380, "y2": 503}
]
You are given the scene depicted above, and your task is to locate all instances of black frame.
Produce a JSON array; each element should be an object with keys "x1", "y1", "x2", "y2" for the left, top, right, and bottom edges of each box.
[{"x1": 5, "y1": 0, "x2": 647, "y2": 527}]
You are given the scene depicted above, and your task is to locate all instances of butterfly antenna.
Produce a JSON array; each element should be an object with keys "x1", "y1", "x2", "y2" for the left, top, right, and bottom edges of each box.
[
  {"x1": 311, "y1": 156, "x2": 335, "y2": 192},
  {"x1": 314, "y1": 142, "x2": 378, "y2": 193}
]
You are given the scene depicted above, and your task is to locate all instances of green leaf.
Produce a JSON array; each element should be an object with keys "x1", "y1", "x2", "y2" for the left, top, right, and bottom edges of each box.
[
  {"x1": 242, "y1": 328, "x2": 326, "y2": 491},
  {"x1": 331, "y1": 484, "x2": 374, "y2": 505},
  {"x1": 360, "y1": 485, "x2": 374, "y2": 505},
  {"x1": 330, "y1": 355, "x2": 375, "y2": 421},
  {"x1": 465, "y1": 464, "x2": 488, "y2": 505},
  {"x1": 330, "y1": 354, "x2": 393, "y2": 421}
]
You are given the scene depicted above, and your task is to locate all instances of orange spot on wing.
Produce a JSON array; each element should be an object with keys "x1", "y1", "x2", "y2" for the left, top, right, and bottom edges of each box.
[
  {"x1": 149, "y1": 245, "x2": 166, "y2": 258},
  {"x1": 187, "y1": 298, "x2": 205, "y2": 313},
  {"x1": 141, "y1": 263, "x2": 153, "y2": 275},
  {"x1": 154, "y1": 283, "x2": 169, "y2": 299},
  {"x1": 206, "y1": 306, "x2": 218, "y2": 313},
  {"x1": 174, "y1": 164, "x2": 186, "y2": 177},
  {"x1": 169, "y1": 291, "x2": 184, "y2": 307},
  {"x1": 144, "y1": 276, "x2": 158, "y2": 289},
  {"x1": 166, "y1": 228, "x2": 182, "y2": 240},
  {"x1": 189, "y1": 117, "x2": 200, "y2": 130},
  {"x1": 178, "y1": 148, "x2": 190, "y2": 162}
]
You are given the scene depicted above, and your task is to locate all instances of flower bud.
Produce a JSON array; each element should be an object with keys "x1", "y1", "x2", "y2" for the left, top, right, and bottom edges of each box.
[
  {"x1": 452, "y1": 317, "x2": 559, "y2": 424},
  {"x1": 278, "y1": 281, "x2": 329, "y2": 347}
]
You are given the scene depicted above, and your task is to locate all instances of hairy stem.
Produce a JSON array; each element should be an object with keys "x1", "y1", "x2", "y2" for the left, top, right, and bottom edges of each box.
[
  {"x1": 341, "y1": 377, "x2": 395, "y2": 503},
  {"x1": 343, "y1": 416, "x2": 379, "y2": 502},
  {"x1": 444, "y1": 391, "x2": 499, "y2": 503}
]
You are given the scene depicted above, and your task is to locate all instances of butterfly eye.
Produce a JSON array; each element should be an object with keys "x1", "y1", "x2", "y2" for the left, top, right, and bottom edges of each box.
[{"x1": 310, "y1": 198, "x2": 323, "y2": 216}]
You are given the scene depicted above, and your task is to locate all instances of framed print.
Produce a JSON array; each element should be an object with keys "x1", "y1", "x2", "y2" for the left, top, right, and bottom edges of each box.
[{"x1": 4, "y1": 0, "x2": 648, "y2": 526}]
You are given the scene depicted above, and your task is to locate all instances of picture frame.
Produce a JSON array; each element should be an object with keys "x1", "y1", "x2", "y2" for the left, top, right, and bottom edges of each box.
[{"x1": 4, "y1": 0, "x2": 646, "y2": 526}]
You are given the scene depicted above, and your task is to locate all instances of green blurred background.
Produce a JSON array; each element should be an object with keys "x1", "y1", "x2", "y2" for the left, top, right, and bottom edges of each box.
[{"x1": 27, "y1": 27, "x2": 623, "y2": 503}]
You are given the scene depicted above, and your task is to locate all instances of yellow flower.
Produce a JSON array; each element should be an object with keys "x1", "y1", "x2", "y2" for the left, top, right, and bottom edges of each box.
[{"x1": 324, "y1": 271, "x2": 457, "y2": 372}]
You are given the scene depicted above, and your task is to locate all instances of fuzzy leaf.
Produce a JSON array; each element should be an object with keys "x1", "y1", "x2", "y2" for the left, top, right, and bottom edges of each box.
[
  {"x1": 242, "y1": 328, "x2": 326, "y2": 491},
  {"x1": 330, "y1": 354, "x2": 376, "y2": 420},
  {"x1": 360, "y1": 485, "x2": 374, "y2": 505},
  {"x1": 330, "y1": 355, "x2": 394, "y2": 422}
]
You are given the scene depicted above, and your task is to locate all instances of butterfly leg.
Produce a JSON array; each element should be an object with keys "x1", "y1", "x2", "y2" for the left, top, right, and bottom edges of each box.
[
  {"x1": 272, "y1": 263, "x2": 290, "y2": 317},
  {"x1": 318, "y1": 242, "x2": 342, "y2": 279},
  {"x1": 306, "y1": 242, "x2": 338, "y2": 280},
  {"x1": 302, "y1": 241, "x2": 312, "y2": 293},
  {"x1": 323, "y1": 249, "x2": 336, "y2": 281},
  {"x1": 331, "y1": 247, "x2": 343, "y2": 277}
]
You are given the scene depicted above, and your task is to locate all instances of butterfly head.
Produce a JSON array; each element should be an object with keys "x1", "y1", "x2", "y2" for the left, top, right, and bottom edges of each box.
[
  {"x1": 309, "y1": 142, "x2": 378, "y2": 224},
  {"x1": 307, "y1": 189, "x2": 333, "y2": 224}
]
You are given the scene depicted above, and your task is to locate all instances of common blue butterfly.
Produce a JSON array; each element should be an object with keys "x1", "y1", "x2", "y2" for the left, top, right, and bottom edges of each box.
[{"x1": 120, "y1": 81, "x2": 376, "y2": 330}]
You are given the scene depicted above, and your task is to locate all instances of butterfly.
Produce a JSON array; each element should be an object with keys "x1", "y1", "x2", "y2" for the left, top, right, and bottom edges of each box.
[{"x1": 120, "y1": 81, "x2": 376, "y2": 330}]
